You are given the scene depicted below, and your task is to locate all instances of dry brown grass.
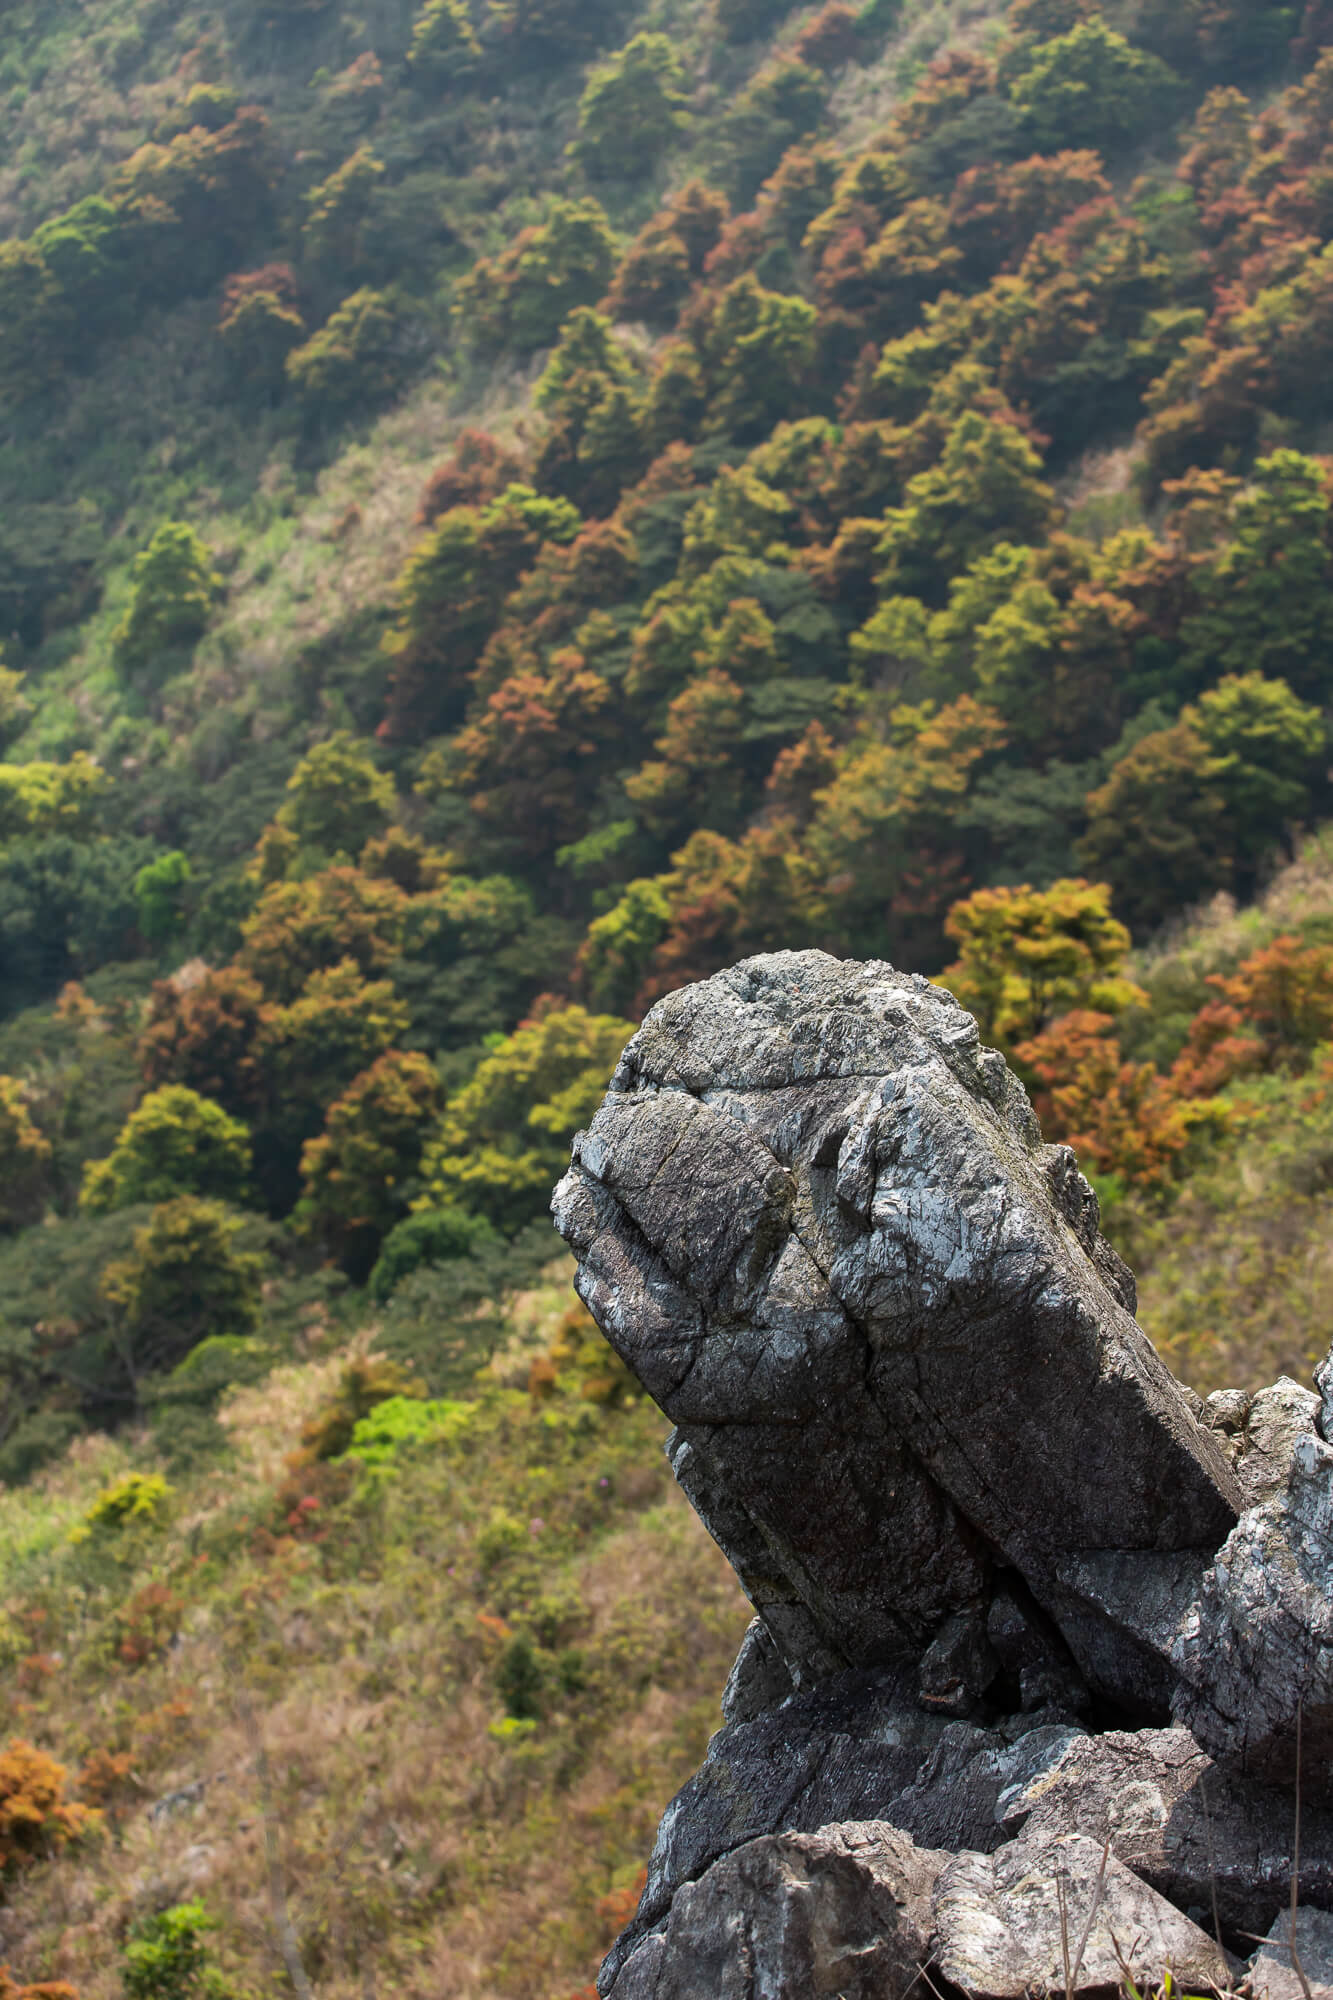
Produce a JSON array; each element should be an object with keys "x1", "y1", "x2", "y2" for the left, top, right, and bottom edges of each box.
[{"x1": 0, "y1": 1282, "x2": 749, "y2": 1999}]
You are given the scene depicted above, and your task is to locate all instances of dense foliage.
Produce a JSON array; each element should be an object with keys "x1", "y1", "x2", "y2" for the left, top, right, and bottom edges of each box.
[{"x1": 6, "y1": 0, "x2": 1333, "y2": 1986}]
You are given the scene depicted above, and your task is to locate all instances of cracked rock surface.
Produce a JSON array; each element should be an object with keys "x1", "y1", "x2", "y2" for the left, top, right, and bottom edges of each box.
[{"x1": 551, "y1": 951, "x2": 1333, "y2": 1998}]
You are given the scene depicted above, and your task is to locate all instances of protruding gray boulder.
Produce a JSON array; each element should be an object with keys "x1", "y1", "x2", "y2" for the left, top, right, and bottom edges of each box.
[
  {"x1": 605, "y1": 1823, "x2": 946, "y2": 2000},
  {"x1": 1249, "y1": 1907, "x2": 1333, "y2": 2000},
  {"x1": 553, "y1": 952, "x2": 1241, "y2": 1715},
  {"x1": 1173, "y1": 1425, "x2": 1333, "y2": 1788},
  {"x1": 552, "y1": 954, "x2": 1333, "y2": 1999},
  {"x1": 1006, "y1": 1725, "x2": 1333, "y2": 1934},
  {"x1": 931, "y1": 1829, "x2": 1233, "y2": 1999}
]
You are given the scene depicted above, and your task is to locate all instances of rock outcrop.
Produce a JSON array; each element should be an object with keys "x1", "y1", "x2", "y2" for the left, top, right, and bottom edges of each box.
[{"x1": 552, "y1": 951, "x2": 1333, "y2": 1998}]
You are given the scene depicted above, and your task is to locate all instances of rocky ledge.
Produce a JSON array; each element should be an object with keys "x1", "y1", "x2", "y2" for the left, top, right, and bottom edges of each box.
[{"x1": 553, "y1": 951, "x2": 1333, "y2": 1999}]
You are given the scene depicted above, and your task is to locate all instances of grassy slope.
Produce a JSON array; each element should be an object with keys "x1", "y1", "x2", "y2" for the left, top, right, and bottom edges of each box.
[
  {"x1": 0, "y1": 1265, "x2": 749, "y2": 1998},
  {"x1": 1126, "y1": 835, "x2": 1333, "y2": 1396}
]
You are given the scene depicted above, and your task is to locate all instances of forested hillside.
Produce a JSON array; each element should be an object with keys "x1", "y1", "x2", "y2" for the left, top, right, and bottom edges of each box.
[{"x1": 5, "y1": 0, "x2": 1333, "y2": 1989}]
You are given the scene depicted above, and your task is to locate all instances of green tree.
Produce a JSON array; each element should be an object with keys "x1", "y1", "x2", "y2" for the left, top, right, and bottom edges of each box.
[
  {"x1": 0, "y1": 754, "x2": 108, "y2": 842},
  {"x1": 578, "y1": 878, "x2": 672, "y2": 1015},
  {"x1": 1079, "y1": 717, "x2": 1230, "y2": 931},
  {"x1": 1006, "y1": 18, "x2": 1181, "y2": 156},
  {"x1": 301, "y1": 146, "x2": 386, "y2": 272},
  {"x1": 0, "y1": 239, "x2": 66, "y2": 405},
  {"x1": 698, "y1": 276, "x2": 818, "y2": 442},
  {"x1": 1193, "y1": 673, "x2": 1325, "y2": 877},
  {"x1": 489, "y1": 0, "x2": 621, "y2": 60},
  {"x1": 276, "y1": 733, "x2": 395, "y2": 861},
  {"x1": 382, "y1": 484, "x2": 582, "y2": 739},
  {"x1": 100, "y1": 1199, "x2": 265, "y2": 1382},
  {"x1": 533, "y1": 309, "x2": 648, "y2": 512},
  {"x1": 240, "y1": 867, "x2": 408, "y2": 1003},
  {"x1": 417, "y1": 1003, "x2": 634, "y2": 1230},
  {"x1": 134, "y1": 851, "x2": 192, "y2": 945},
  {"x1": 455, "y1": 200, "x2": 618, "y2": 353},
  {"x1": 1180, "y1": 453, "x2": 1333, "y2": 705},
  {"x1": 217, "y1": 265, "x2": 306, "y2": 397},
  {"x1": 297, "y1": 1049, "x2": 444, "y2": 1271},
  {"x1": 81, "y1": 1086, "x2": 253, "y2": 1214},
  {"x1": 938, "y1": 877, "x2": 1143, "y2": 1049},
  {"x1": 408, "y1": 0, "x2": 482, "y2": 81},
  {"x1": 876, "y1": 413, "x2": 1057, "y2": 605},
  {"x1": 0, "y1": 1077, "x2": 51, "y2": 1231},
  {"x1": 285, "y1": 288, "x2": 405, "y2": 418},
  {"x1": 263, "y1": 964, "x2": 410, "y2": 1205},
  {"x1": 716, "y1": 58, "x2": 829, "y2": 203},
  {"x1": 112, "y1": 524, "x2": 221, "y2": 683},
  {"x1": 573, "y1": 35, "x2": 691, "y2": 179},
  {"x1": 715, "y1": 0, "x2": 800, "y2": 45}
]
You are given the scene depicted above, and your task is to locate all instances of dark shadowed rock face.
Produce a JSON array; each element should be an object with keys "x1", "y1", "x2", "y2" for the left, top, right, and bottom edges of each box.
[
  {"x1": 552, "y1": 951, "x2": 1333, "y2": 1999},
  {"x1": 554, "y1": 950, "x2": 1240, "y2": 1713}
]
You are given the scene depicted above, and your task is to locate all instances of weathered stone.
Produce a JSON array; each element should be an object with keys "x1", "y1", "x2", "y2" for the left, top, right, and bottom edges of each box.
[
  {"x1": 603, "y1": 1667, "x2": 950, "y2": 1984},
  {"x1": 1250, "y1": 1907, "x2": 1333, "y2": 2000},
  {"x1": 604, "y1": 1822, "x2": 946, "y2": 2000},
  {"x1": 554, "y1": 952, "x2": 1241, "y2": 1715},
  {"x1": 1233, "y1": 1377, "x2": 1322, "y2": 1504},
  {"x1": 1173, "y1": 1429, "x2": 1333, "y2": 1789},
  {"x1": 720, "y1": 1617, "x2": 794, "y2": 1726},
  {"x1": 604, "y1": 1678, "x2": 1089, "y2": 1988},
  {"x1": 1318, "y1": 1346, "x2": 1332, "y2": 1442},
  {"x1": 884, "y1": 1718, "x2": 1085, "y2": 1855},
  {"x1": 917, "y1": 1611, "x2": 1000, "y2": 1716},
  {"x1": 931, "y1": 1829, "x2": 1233, "y2": 1999},
  {"x1": 1008, "y1": 1725, "x2": 1333, "y2": 1936}
]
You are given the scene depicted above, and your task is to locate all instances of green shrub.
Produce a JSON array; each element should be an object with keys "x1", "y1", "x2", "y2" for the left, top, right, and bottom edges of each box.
[
  {"x1": 340, "y1": 1392, "x2": 473, "y2": 1468},
  {"x1": 73, "y1": 1471, "x2": 171, "y2": 1541},
  {"x1": 573, "y1": 35, "x2": 690, "y2": 180},
  {"x1": 285, "y1": 288, "x2": 406, "y2": 418},
  {"x1": 80, "y1": 1087, "x2": 252, "y2": 1214},
  {"x1": 111, "y1": 524, "x2": 222, "y2": 683},
  {"x1": 122, "y1": 1899, "x2": 235, "y2": 2000},
  {"x1": 368, "y1": 1205, "x2": 499, "y2": 1301}
]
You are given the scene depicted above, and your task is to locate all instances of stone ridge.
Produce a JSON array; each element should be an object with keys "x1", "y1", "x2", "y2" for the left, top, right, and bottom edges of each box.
[
  {"x1": 554, "y1": 951, "x2": 1333, "y2": 1999},
  {"x1": 554, "y1": 949, "x2": 1240, "y2": 1709}
]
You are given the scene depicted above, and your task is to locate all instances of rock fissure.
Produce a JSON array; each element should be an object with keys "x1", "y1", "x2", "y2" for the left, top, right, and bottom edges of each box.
[{"x1": 552, "y1": 952, "x2": 1332, "y2": 1999}]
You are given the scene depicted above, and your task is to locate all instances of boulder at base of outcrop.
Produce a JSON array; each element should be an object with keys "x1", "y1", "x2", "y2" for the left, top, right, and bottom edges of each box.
[
  {"x1": 1006, "y1": 1724, "x2": 1333, "y2": 1937},
  {"x1": 553, "y1": 951, "x2": 1241, "y2": 1721},
  {"x1": 1173, "y1": 1424, "x2": 1333, "y2": 1790},
  {"x1": 1249, "y1": 1907, "x2": 1333, "y2": 2000},
  {"x1": 931, "y1": 1829, "x2": 1233, "y2": 2000},
  {"x1": 604, "y1": 1822, "x2": 947, "y2": 2000},
  {"x1": 602, "y1": 1667, "x2": 1088, "y2": 1987}
]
